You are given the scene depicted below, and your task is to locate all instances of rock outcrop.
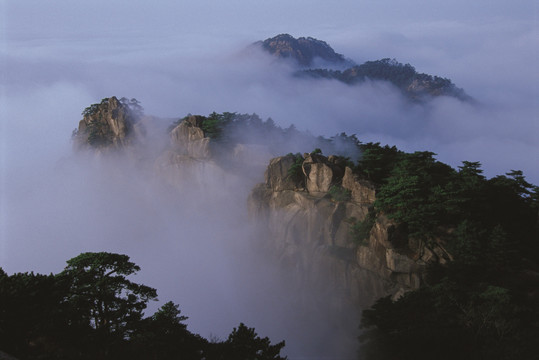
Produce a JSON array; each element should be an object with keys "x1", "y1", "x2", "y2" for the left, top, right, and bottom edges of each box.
[
  {"x1": 154, "y1": 116, "x2": 228, "y2": 193},
  {"x1": 302, "y1": 153, "x2": 346, "y2": 194},
  {"x1": 154, "y1": 115, "x2": 272, "y2": 195},
  {"x1": 265, "y1": 154, "x2": 304, "y2": 192},
  {"x1": 256, "y1": 34, "x2": 353, "y2": 68},
  {"x1": 74, "y1": 96, "x2": 135, "y2": 150},
  {"x1": 73, "y1": 99, "x2": 452, "y2": 310},
  {"x1": 74, "y1": 102, "x2": 274, "y2": 195},
  {"x1": 342, "y1": 167, "x2": 375, "y2": 204},
  {"x1": 169, "y1": 115, "x2": 211, "y2": 159},
  {"x1": 249, "y1": 154, "x2": 452, "y2": 308}
]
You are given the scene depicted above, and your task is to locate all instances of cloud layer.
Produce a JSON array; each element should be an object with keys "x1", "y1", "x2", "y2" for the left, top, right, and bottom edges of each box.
[{"x1": 2, "y1": 1, "x2": 537, "y2": 359}]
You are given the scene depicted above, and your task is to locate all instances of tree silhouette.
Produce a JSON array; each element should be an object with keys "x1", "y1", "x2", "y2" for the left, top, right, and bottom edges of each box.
[{"x1": 59, "y1": 252, "x2": 157, "y2": 339}]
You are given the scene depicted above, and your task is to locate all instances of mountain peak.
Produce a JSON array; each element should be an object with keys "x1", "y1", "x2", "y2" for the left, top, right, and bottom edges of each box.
[
  {"x1": 254, "y1": 34, "x2": 470, "y2": 101},
  {"x1": 256, "y1": 33, "x2": 353, "y2": 68}
]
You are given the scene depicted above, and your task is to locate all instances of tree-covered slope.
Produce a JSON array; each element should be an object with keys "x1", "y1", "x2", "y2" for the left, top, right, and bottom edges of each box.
[
  {"x1": 302, "y1": 58, "x2": 470, "y2": 100},
  {"x1": 353, "y1": 143, "x2": 539, "y2": 360},
  {"x1": 8, "y1": 98, "x2": 537, "y2": 359},
  {"x1": 256, "y1": 34, "x2": 470, "y2": 101}
]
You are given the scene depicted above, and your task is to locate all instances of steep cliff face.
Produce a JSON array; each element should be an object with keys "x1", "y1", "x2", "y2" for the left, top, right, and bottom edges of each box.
[
  {"x1": 154, "y1": 115, "x2": 236, "y2": 196},
  {"x1": 73, "y1": 99, "x2": 451, "y2": 308},
  {"x1": 154, "y1": 115, "x2": 275, "y2": 197},
  {"x1": 74, "y1": 102, "x2": 273, "y2": 194},
  {"x1": 249, "y1": 154, "x2": 451, "y2": 308},
  {"x1": 169, "y1": 115, "x2": 211, "y2": 159}
]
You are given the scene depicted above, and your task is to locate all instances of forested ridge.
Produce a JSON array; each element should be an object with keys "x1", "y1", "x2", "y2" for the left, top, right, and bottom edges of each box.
[
  {"x1": 299, "y1": 58, "x2": 469, "y2": 100},
  {"x1": 354, "y1": 144, "x2": 539, "y2": 360},
  {"x1": 3, "y1": 100, "x2": 538, "y2": 359},
  {"x1": 257, "y1": 35, "x2": 469, "y2": 101}
]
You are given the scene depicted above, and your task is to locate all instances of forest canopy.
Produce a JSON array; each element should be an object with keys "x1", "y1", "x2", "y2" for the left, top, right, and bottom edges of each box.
[
  {"x1": 353, "y1": 144, "x2": 539, "y2": 360},
  {"x1": 0, "y1": 252, "x2": 287, "y2": 360}
]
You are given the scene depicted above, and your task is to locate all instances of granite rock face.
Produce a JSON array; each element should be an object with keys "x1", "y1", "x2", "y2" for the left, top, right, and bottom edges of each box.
[
  {"x1": 75, "y1": 96, "x2": 134, "y2": 150},
  {"x1": 265, "y1": 154, "x2": 304, "y2": 192},
  {"x1": 302, "y1": 153, "x2": 345, "y2": 194},
  {"x1": 249, "y1": 154, "x2": 452, "y2": 308},
  {"x1": 154, "y1": 116, "x2": 229, "y2": 193},
  {"x1": 341, "y1": 167, "x2": 375, "y2": 204},
  {"x1": 169, "y1": 115, "x2": 211, "y2": 159},
  {"x1": 73, "y1": 99, "x2": 452, "y2": 310}
]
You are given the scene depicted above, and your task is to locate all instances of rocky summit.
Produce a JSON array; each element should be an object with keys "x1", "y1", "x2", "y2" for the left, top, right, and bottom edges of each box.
[
  {"x1": 255, "y1": 33, "x2": 354, "y2": 68},
  {"x1": 255, "y1": 34, "x2": 470, "y2": 101}
]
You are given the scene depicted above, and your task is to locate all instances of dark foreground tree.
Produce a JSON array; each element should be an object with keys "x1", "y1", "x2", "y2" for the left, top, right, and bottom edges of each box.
[
  {"x1": 206, "y1": 323, "x2": 287, "y2": 360},
  {"x1": 0, "y1": 253, "x2": 288, "y2": 360},
  {"x1": 60, "y1": 252, "x2": 158, "y2": 337},
  {"x1": 0, "y1": 268, "x2": 68, "y2": 358},
  {"x1": 130, "y1": 301, "x2": 207, "y2": 360},
  {"x1": 58, "y1": 252, "x2": 158, "y2": 358}
]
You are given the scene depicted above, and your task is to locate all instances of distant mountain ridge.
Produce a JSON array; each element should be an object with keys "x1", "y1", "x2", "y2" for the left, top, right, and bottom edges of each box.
[
  {"x1": 301, "y1": 58, "x2": 470, "y2": 101},
  {"x1": 254, "y1": 33, "x2": 355, "y2": 69},
  {"x1": 255, "y1": 34, "x2": 470, "y2": 101}
]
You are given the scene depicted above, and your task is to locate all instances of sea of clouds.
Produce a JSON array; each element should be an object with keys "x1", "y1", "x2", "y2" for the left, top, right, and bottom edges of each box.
[{"x1": 2, "y1": 1, "x2": 537, "y2": 359}]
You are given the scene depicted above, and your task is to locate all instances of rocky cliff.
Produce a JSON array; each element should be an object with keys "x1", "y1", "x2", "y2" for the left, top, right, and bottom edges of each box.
[
  {"x1": 248, "y1": 153, "x2": 452, "y2": 308},
  {"x1": 73, "y1": 98, "x2": 451, "y2": 309},
  {"x1": 73, "y1": 99, "x2": 275, "y2": 199},
  {"x1": 74, "y1": 97, "x2": 136, "y2": 150},
  {"x1": 154, "y1": 115, "x2": 236, "y2": 195}
]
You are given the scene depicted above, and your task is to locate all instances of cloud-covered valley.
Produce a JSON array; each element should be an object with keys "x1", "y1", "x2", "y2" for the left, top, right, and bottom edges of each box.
[{"x1": 1, "y1": 1, "x2": 537, "y2": 359}]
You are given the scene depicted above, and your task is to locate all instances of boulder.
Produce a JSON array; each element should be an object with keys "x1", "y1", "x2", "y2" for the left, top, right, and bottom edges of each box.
[
  {"x1": 265, "y1": 154, "x2": 304, "y2": 191},
  {"x1": 302, "y1": 153, "x2": 345, "y2": 194}
]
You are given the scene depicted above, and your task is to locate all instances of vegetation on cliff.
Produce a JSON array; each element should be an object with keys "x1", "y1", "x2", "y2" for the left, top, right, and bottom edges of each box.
[
  {"x1": 328, "y1": 184, "x2": 352, "y2": 202},
  {"x1": 0, "y1": 252, "x2": 287, "y2": 360},
  {"x1": 301, "y1": 58, "x2": 469, "y2": 100},
  {"x1": 252, "y1": 136, "x2": 538, "y2": 359},
  {"x1": 74, "y1": 97, "x2": 143, "y2": 148},
  {"x1": 354, "y1": 143, "x2": 538, "y2": 254},
  {"x1": 168, "y1": 111, "x2": 362, "y2": 160},
  {"x1": 253, "y1": 137, "x2": 539, "y2": 359},
  {"x1": 68, "y1": 98, "x2": 537, "y2": 359},
  {"x1": 354, "y1": 143, "x2": 539, "y2": 360},
  {"x1": 349, "y1": 208, "x2": 376, "y2": 245},
  {"x1": 285, "y1": 153, "x2": 305, "y2": 184}
]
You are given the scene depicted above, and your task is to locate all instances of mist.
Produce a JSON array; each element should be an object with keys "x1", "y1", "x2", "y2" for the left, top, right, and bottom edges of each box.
[
  {"x1": 1, "y1": 1, "x2": 538, "y2": 359},
  {"x1": 1, "y1": 93, "x2": 357, "y2": 358}
]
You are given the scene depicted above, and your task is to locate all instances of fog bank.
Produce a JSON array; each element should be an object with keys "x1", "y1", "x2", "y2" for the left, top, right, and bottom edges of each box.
[{"x1": 2, "y1": 1, "x2": 537, "y2": 359}]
